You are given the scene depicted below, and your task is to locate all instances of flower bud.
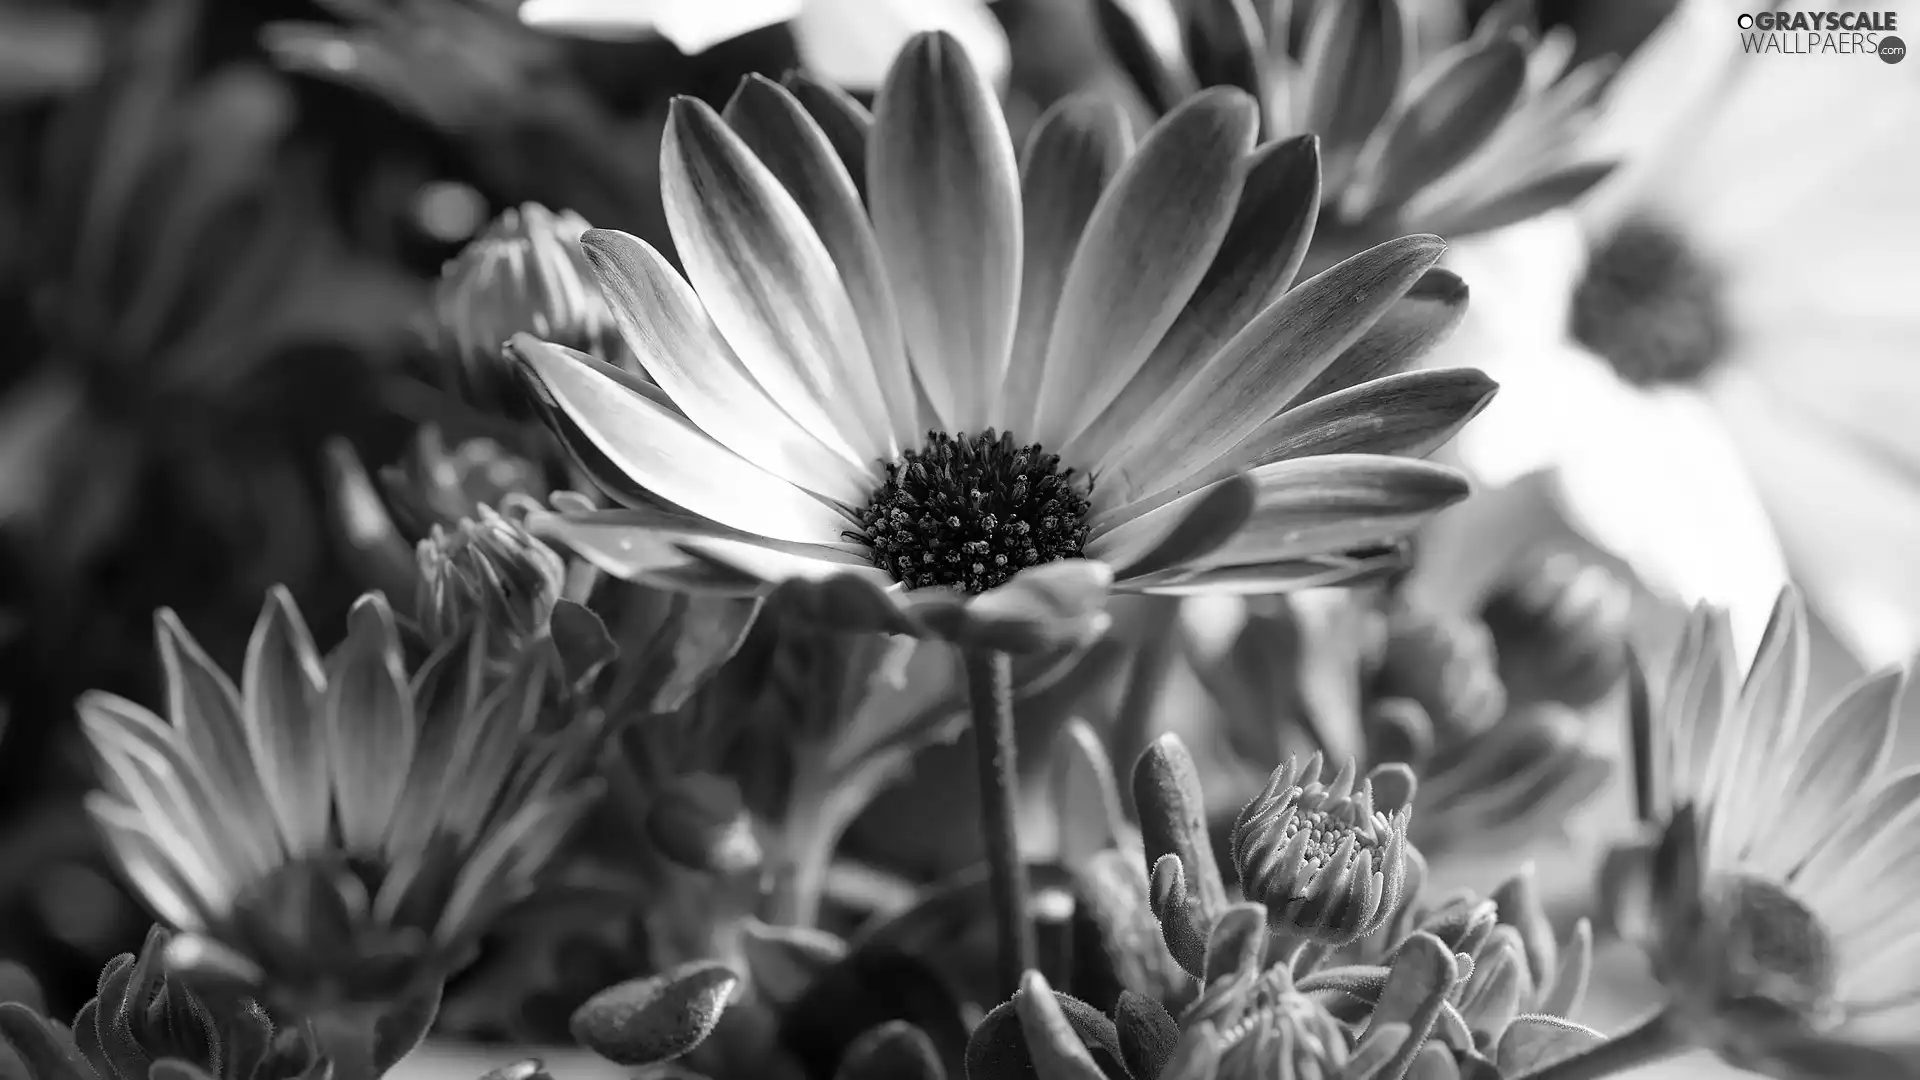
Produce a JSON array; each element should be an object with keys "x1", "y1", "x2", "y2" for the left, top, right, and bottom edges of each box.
[
  {"x1": 426, "y1": 203, "x2": 620, "y2": 413},
  {"x1": 379, "y1": 426, "x2": 549, "y2": 537},
  {"x1": 645, "y1": 773, "x2": 762, "y2": 876},
  {"x1": 416, "y1": 505, "x2": 567, "y2": 644},
  {"x1": 1373, "y1": 604, "x2": 1508, "y2": 742},
  {"x1": 1480, "y1": 552, "x2": 1632, "y2": 709},
  {"x1": 1229, "y1": 754, "x2": 1412, "y2": 947}
]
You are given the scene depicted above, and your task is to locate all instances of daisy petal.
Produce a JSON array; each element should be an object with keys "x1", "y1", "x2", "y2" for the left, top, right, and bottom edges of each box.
[
  {"x1": 1102, "y1": 235, "x2": 1447, "y2": 509},
  {"x1": 1293, "y1": 267, "x2": 1468, "y2": 406},
  {"x1": 1111, "y1": 473, "x2": 1257, "y2": 580},
  {"x1": 1248, "y1": 368, "x2": 1499, "y2": 462},
  {"x1": 1797, "y1": 766, "x2": 1920, "y2": 908},
  {"x1": 1301, "y1": 0, "x2": 1409, "y2": 172},
  {"x1": 1345, "y1": 35, "x2": 1528, "y2": 221},
  {"x1": 1765, "y1": 669, "x2": 1903, "y2": 881},
  {"x1": 723, "y1": 76, "x2": 919, "y2": 446},
  {"x1": 1426, "y1": 162, "x2": 1614, "y2": 239},
  {"x1": 928, "y1": 560, "x2": 1115, "y2": 653},
  {"x1": 1033, "y1": 88, "x2": 1257, "y2": 450},
  {"x1": 1187, "y1": 0, "x2": 1272, "y2": 135},
  {"x1": 1127, "y1": 549, "x2": 1410, "y2": 596},
  {"x1": 86, "y1": 796, "x2": 211, "y2": 932},
  {"x1": 1102, "y1": 368, "x2": 1495, "y2": 529},
  {"x1": 1708, "y1": 590, "x2": 1809, "y2": 859},
  {"x1": 529, "y1": 507, "x2": 869, "y2": 585},
  {"x1": 674, "y1": 534, "x2": 895, "y2": 594},
  {"x1": 155, "y1": 610, "x2": 280, "y2": 872},
  {"x1": 1090, "y1": 0, "x2": 1202, "y2": 117},
  {"x1": 1070, "y1": 134, "x2": 1321, "y2": 469},
  {"x1": 241, "y1": 586, "x2": 331, "y2": 858},
  {"x1": 662, "y1": 96, "x2": 894, "y2": 460},
  {"x1": 323, "y1": 594, "x2": 417, "y2": 854},
  {"x1": 1195, "y1": 455, "x2": 1471, "y2": 566},
  {"x1": 580, "y1": 228, "x2": 871, "y2": 502},
  {"x1": 1002, "y1": 94, "x2": 1134, "y2": 433},
  {"x1": 869, "y1": 30, "x2": 1022, "y2": 431},
  {"x1": 513, "y1": 336, "x2": 853, "y2": 544},
  {"x1": 77, "y1": 693, "x2": 235, "y2": 905},
  {"x1": 780, "y1": 73, "x2": 872, "y2": 202}
]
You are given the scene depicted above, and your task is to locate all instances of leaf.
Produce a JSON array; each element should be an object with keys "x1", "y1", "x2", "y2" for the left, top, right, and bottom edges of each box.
[
  {"x1": 836, "y1": 1022, "x2": 945, "y2": 1080},
  {"x1": 549, "y1": 598, "x2": 616, "y2": 692},
  {"x1": 568, "y1": 961, "x2": 738, "y2": 1066},
  {"x1": 1494, "y1": 1014, "x2": 1605, "y2": 1075}
]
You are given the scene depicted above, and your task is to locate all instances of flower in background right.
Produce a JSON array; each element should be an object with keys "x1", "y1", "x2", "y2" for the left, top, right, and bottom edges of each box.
[{"x1": 1439, "y1": 0, "x2": 1920, "y2": 666}]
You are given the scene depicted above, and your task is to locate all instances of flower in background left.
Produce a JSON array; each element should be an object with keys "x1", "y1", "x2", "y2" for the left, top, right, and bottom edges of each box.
[{"x1": 75, "y1": 587, "x2": 601, "y2": 1077}]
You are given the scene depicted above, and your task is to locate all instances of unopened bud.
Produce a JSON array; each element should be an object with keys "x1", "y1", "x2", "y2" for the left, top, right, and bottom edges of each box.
[
  {"x1": 1229, "y1": 754, "x2": 1412, "y2": 947},
  {"x1": 427, "y1": 203, "x2": 621, "y2": 413},
  {"x1": 380, "y1": 426, "x2": 548, "y2": 537},
  {"x1": 1481, "y1": 552, "x2": 1632, "y2": 709},
  {"x1": 416, "y1": 506, "x2": 567, "y2": 644},
  {"x1": 1373, "y1": 604, "x2": 1507, "y2": 742}
]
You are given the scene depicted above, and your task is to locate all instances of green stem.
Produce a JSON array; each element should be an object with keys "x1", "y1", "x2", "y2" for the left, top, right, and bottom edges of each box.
[
  {"x1": 963, "y1": 646, "x2": 1036, "y2": 996},
  {"x1": 309, "y1": 1006, "x2": 382, "y2": 1080},
  {"x1": 1519, "y1": 1008, "x2": 1689, "y2": 1080},
  {"x1": 1112, "y1": 597, "x2": 1182, "y2": 774}
]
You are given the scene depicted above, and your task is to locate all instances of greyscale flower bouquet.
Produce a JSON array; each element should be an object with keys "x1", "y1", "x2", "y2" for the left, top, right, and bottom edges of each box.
[{"x1": 4, "y1": 1, "x2": 1919, "y2": 1080}]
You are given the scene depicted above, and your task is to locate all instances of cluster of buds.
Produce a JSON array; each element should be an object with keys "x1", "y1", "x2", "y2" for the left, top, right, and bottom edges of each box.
[{"x1": 416, "y1": 502, "x2": 570, "y2": 646}]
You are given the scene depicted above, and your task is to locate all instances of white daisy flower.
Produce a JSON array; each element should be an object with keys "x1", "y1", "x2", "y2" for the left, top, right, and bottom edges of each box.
[
  {"x1": 1440, "y1": 0, "x2": 1920, "y2": 664},
  {"x1": 508, "y1": 32, "x2": 1492, "y2": 653}
]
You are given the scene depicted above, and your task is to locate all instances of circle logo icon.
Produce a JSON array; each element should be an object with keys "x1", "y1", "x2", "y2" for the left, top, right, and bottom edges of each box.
[{"x1": 1883, "y1": 35, "x2": 1908, "y2": 63}]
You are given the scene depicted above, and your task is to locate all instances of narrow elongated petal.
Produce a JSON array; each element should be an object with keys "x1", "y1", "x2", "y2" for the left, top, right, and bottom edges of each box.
[
  {"x1": 439, "y1": 785, "x2": 600, "y2": 942},
  {"x1": 1091, "y1": 0, "x2": 1201, "y2": 117},
  {"x1": 869, "y1": 31, "x2": 1022, "y2": 431},
  {"x1": 1127, "y1": 549, "x2": 1409, "y2": 595},
  {"x1": 86, "y1": 796, "x2": 213, "y2": 931},
  {"x1": 1002, "y1": 94, "x2": 1134, "y2": 432},
  {"x1": 782, "y1": 72, "x2": 873, "y2": 200},
  {"x1": 1189, "y1": 0, "x2": 1271, "y2": 130},
  {"x1": 1427, "y1": 162, "x2": 1615, "y2": 238},
  {"x1": 1195, "y1": 456, "x2": 1470, "y2": 567},
  {"x1": 513, "y1": 337, "x2": 854, "y2": 544},
  {"x1": 1764, "y1": 670, "x2": 1903, "y2": 878},
  {"x1": 1291, "y1": 267, "x2": 1468, "y2": 406},
  {"x1": 1100, "y1": 236, "x2": 1447, "y2": 509},
  {"x1": 723, "y1": 76, "x2": 920, "y2": 446},
  {"x1": 78, "y1": 693, "x2": 237, "y2": 907},
  {"x1": 1301, "y1": 0, "x2": 1409, "y2": 165},
  {"x1": 1109, "y1": 473, "x2": 1257, "y2": 579},
  {"x1": 241, "y1": 586, "x2": 331, "y2": 857},
  {"x1": 1236, "y1": 368, "x2": 1498, "y2": 464},
  {"x1": 155, "y1": 611, "x2": 281, "y2": 876},
  {"x1": 662, "y1": 96, "x2": 895, "y2": 460},
  {"x1": 1345, "y1": 36, "x2": 1528, "y2": 219},
  {"x1": 1070, "y1": 135, "x2": 1322, "y2": 470},
  {"x1": 1709, "y1": 590, "x2": 1810, "y2": 859},
  {"x1": 580, "y1": 229, "x2": 871, "y2": 502},
  {"x1": 1033, "y1": 88, "x2": 1257, "y2": 450},
  {"x1": 323, "y1": 593, "x2": 418, "y2": 854}
]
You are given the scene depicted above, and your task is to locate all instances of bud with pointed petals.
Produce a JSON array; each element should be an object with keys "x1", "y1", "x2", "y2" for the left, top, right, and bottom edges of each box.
[
  {"x1": 416, "y1": 505, "x2": 568, "y2": 644},
  {"x1": 426, "y1": 203, "x2": 622, "y2": 413},
  {"x1": 1481, "y1": 551, "x2": 1632, "y2": 709},
  {"x1": 1229, "y1": 755, "x2": 1412, "y2": 947}
]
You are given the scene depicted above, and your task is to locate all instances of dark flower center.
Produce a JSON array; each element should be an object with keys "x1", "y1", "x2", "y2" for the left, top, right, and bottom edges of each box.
[
  {"x1": 850, "y1": 429, "x2": 1092, "y2": 594},
  {"x1": 1570, "y1": 218, "x2": 1729, "y2": 388},
  {"x1": 1709, "y1": 873, "x2": 1837, "y2": 1018}
]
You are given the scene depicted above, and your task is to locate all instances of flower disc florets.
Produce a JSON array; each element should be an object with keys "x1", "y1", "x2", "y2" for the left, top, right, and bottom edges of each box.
[
  {"x1": 1684, "y1": 873, "x2": 1839, "y2": 1022},
  {"x1": 850, "y1": 429, "x2": 1092, "y2": 593},
  {"x1": 1230, "y1": 754, "x2": 1411, "y2": 947},
  {"x1": 1570, "y1": 217, "x2": 1728, "y2": 388}
]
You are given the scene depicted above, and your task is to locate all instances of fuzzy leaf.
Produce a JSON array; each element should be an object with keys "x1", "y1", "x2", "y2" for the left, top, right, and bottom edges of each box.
[
  {"x1": 568, "y1": 961, "x2": 738, "y2": 1066},
  {"x1": 836, "y1": 1022, "x2": 945, "y2": 1080},
  {"x1": 1494, "y1": 1014, "x2": 1605, "y2": 1075},
  {"x1": 1113, "y1": 991, "x2": 1180, "y2": 1080}
]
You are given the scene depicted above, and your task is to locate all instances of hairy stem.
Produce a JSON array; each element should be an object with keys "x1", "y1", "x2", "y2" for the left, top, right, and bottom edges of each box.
[{"x1": 964, "y1": 646, "x2": 1036, "y2": 995}]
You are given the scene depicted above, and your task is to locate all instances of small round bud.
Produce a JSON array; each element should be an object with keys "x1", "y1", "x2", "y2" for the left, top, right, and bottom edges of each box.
[
  {"x1": 415, "y1": 505, "x2": 567, "y2": 644},
  {"x1": 426, "y1": 203, "x2": 620, "y2": 413},
  {"x1": 1373, "y1": 604, "x2": 1508, "y2": 742},
  {"x1": 379, "y1": 426, "x2": 549, "y2": 537},
  {"x1": 1480, "y1": 552, "x2": 1632, "y2": 709},
  {"x1": 1229, "y1": 754, "x2": 1412, "y2": 947},
  {"x1": 644, "y1": 773, "x2": 762, "y2": 876}
]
